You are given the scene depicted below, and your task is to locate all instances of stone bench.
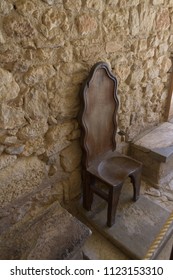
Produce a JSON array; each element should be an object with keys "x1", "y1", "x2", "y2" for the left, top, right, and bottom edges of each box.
[{"x1": 0, "y1": 201, "x2": 91, "y2": 260}]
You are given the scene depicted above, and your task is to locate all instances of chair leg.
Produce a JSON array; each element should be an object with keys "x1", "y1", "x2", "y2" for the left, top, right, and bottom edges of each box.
[
  {"x1": 129, "y1": 166, "x2": 142, "y2": 202},
  {"x1": 83, "y1": 171, "x2": 93, "y2": 211},
  {"x1": 107, "y1": 184, "x2": 122, "y2": 227}
]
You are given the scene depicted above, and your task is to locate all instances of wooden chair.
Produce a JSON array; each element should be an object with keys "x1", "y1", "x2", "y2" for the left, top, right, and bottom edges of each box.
[{"x1": 80, "y1": 62, "x2": 142, "y2": 227}]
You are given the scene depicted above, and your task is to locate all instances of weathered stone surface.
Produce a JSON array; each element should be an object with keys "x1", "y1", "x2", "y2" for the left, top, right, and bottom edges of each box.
[
  {"x1": 0, "y1": 68, "x2": 20, "y2": 102},
  {"x1": 0, "y1": 156, "x2": 46, "y2": 207},
  {"x1": 5, "y1": 144, "x2": 25, "y2": 155},
  {"x1": 85, "y1": 0, "x2": 103, "y2": 12},
  {"x1": 3, "y1": 14, "x2": 35, "y2": 38},
  {"x1": 24, "y1": 65, "x2": 56, "y2": 86},
  {"x1": 0, "y1": 155, "x2": 17, "y2": 170},
  {"x1": 0, "y1": 104, "x2": 26, "y2": 130},
  {"x1": 64, "y1": 0, "x2": 81, "y2": 12},
  {"x1": 24, "y1": 88, "x2": 49, "y2": 119},
  {"x1": 0, "y1": 0, "x2": 13, "y2": 15},
  {"x1": 14, "y1": 0, "x2": 36, "y2": 16},
  {"x1": 77, "y1": 14, "x2": 98, "y2": 35},
  {"x1": 45, "y1": 121, "x2": 76, "y2": 156},
  {"x1": 22, "y1": 137, "x2": 45, "y2": 156},
  {"x1": 0, "y1": 201, "x2": 91, "y2": 260},
  {"x1": 17, "y1": 119, "x2": 48, "y2": 140},
  {"x1": 156, "y1": 9, "x2": 170, "y2": 30},
  {"x1": 60, "y1": 141, "x2": 82, "y2": 172}
]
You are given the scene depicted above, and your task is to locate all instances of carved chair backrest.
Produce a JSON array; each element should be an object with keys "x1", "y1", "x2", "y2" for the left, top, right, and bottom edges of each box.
[{"x1": 81, "y1": 62, "x2": 119, "y2": 168}]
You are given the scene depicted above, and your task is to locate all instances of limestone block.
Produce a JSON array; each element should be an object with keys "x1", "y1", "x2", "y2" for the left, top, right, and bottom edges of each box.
[
  {"x1": 60, "y1": 141, "x2": 82, "y2": 172},
  {"x1": 5, "y1": 145, "x2": 25, "y2": 155},
  {"x1": 77, "y1": 14, "x2": 97, "y2": 35},
  {"x1": 50, "y1": 87, "x2": 79, "y2": 119},
  {"x1": 129, "y1": 8, "x2": 139, "y2": 36},
  {"x1": 24, "y1": 65, "x2": 56, "y2": 86},
  {"x1": 106, "y1": 41, "x2": 123, "y2": 53},
  {"x1": 0, "y1": 104, "x2": 26, "y2": 130},
  {"x1": 56, "y1": 44, "x2": 73, "y2": 62},
  {"x1": 23, "y1": 137, "x2": 45, "y2": 156},
  {"x1": 0, "y1": 155, "x2": 17, "y2": 170},
  {"x1": 0, "y1": 156, "x2": 46, "y2": 207},
  {"x1": 129, "y1": 69, "x2": 144, "y2": 86},
  {"x1": 17, "y1": 119, "x2": 48, "y2": 140},
  {"x1": 85, "y1": 0, "x2": 103, "y2": 13},
  {"x1": 0, "y1": 0, "x2": 13, "y2": 14},
  {"x1": 148, "y1": 67, "x2": 159, "y2": 80},
  {"x1": 75, "y1": 44, "x2": 105, "y2": 62},
  {"x1": 3, "y1": 14, "x2": 35, "y2": 38},
  {"x1": 24, "y1": 88, "x2": 49, "y2": 119},
  {"x1": 1, "y1": 136, "x2": 18, "y2": 145},
  {"x1": 156, "y1": 9, "x2": 170, "y2": 30},
  {"x1": 112, "y1": 57, "x2": 131, "y2": 81},
  {"x1": 157, "y1": 56, "x2": 171, "y2": 76},
  {"x1": 42, "y1": 8, "x2": 67, "y2": 31},
  {"x1": 42, "y1": 0, "x2": 55, "y2": 4},
  {"x1": 63, "y1": 0, "x2": 82, "y2": 12},
  {"x1": 0, "y1": 68, "x2": 20, "y2": 102},
  {"x1": 14, "y1": 0, "x2": 36, "y2": 15},
  {"x1": 139, "y1": 5, "x2": 156, "y2": 35},
  {"x1": 152, "y1": 0, "x2": 164, "y2": 5},
  {"x1": 45, "y1": 121, "x2": 75, "y2": 156},
  {"x1": 106, "y1": 0, "x2": 119, "y2": 6},
  {"x1": 158, "y1": 43, "x2": 169, "y2": 55}
]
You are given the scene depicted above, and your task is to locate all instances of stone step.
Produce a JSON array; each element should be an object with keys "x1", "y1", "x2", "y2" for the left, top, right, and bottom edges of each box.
[
  {"x1": 0, "y1": 201, "x2": 91, "y2": 260},
  {"x1": 130, "y1": 122, "x2": 173, "y2": 186}
]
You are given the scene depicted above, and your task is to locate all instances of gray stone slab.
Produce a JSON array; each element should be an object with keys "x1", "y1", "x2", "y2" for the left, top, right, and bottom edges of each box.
[
  {"x1": 78, "y1": 193, "x2": 170, "y2": 259},
  {"x1": 0, "y1": 201, "x2": 91, "y2": 260},
  {"x1": 134, "y1": 122, "x2": 173, "y2": 150}
]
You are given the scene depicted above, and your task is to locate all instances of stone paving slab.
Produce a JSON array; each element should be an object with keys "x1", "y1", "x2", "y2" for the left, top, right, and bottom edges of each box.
[
  {"x1": 0, "y1": 201, "x2": 91, "y2": 260},
  {"x1": 78, "y1": 192, "x2": 171, "y2": 259}
]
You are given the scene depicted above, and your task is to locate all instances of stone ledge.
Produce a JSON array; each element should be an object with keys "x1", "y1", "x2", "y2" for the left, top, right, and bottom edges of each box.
[{"x1": 0, "y1": 201, "x2": 91, "y2": 260}]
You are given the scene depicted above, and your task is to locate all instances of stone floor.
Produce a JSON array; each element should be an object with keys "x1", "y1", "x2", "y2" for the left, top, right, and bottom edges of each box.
[{"x1": 65, "y1": 178, "x2": 173, "y2": 260}]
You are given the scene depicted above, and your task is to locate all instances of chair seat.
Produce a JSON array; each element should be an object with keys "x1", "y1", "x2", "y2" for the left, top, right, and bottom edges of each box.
[{"x1": 87, "y1": 151, "x2": 142, "y2": 187}]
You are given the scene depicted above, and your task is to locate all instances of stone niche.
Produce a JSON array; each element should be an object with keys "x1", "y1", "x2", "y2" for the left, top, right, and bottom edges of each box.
[{"x1": 0, "y1": 0, "x2": 173, "y2": 219}]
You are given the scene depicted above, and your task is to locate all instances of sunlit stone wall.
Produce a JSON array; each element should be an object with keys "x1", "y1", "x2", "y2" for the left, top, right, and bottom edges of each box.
[{"x1": 0, "y1": 0, "x2": 172, "y2": 211}]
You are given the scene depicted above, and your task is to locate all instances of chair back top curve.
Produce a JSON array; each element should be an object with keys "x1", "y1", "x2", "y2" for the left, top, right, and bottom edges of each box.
[{"x1": 80, "y1": 62, "x2": 119, "y2": 168}]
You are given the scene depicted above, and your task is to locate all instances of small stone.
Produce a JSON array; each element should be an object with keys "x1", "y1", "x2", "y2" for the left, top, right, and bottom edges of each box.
[
  {"x1": 5, "y1": 145, "x2": 25, "y2": 155},
  {"x1": 3, "y1": 136, "x2": 18, "y2": 145},
  {"x1": 0, "y1": 68, "x2": 20, "y2": 102},
  {"x1": 0, "y1": 104, "x2": 26, "y2": 130},
  {"x1": 42, "y1": 0, "x2": 54, "y2": 4},
  {"x1": 77, "y1": 14, "x2": 97, "y2": 35},
  {"x1": 164, "y1": 191, "x2": 173, "y2": 201},
  {"x1": 145, "y1": 187, "x2": 161, "y2": 197},
  {"x1": 160, "y1": 196, "x2": 168, "y2": 202},
  {"x1": 0, "y1": 155, "x2": 17, "y2": 170}
]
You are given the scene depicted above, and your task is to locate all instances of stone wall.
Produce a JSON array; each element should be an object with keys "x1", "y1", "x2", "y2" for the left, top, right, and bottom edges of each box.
[{"x1": 0, "y1": 0, "x2": 173, "y2": 212}]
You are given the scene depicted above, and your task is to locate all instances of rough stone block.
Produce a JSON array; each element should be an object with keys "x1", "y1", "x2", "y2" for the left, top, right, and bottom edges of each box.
[{"x1": 0, "y1": 201, "x2": 91, "y2": 260}]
